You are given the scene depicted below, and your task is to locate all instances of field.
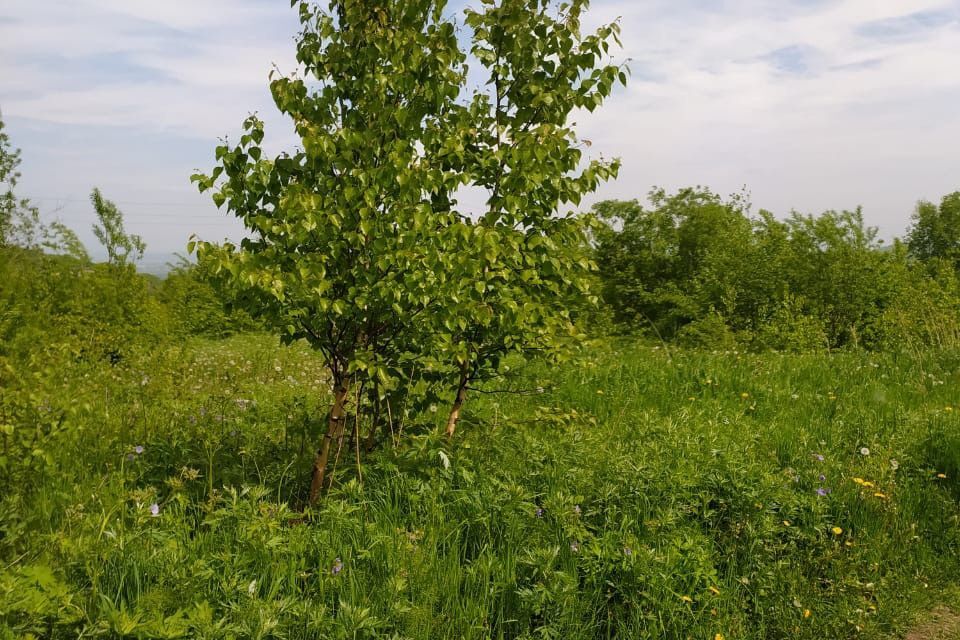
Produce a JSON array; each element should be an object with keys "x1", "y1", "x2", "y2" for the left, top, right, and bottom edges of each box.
[{"x1": 3, "y1": 335, "x2": 959, "y2": 639}]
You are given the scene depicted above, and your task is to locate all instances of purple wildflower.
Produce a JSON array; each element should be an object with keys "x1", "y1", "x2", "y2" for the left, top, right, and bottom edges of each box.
[
  {"x1": 126, "y1": 453, "x2": 136, "y2": 462},
  {"x1": 331, "y1": 558, "x2": 344, "y2": 575},
  {"x1": 623, "y1": 546, "x2": 633, "y2": 557},
  {"x1": 819, "y1": 474, "x2": 826, "y2": 482},
  {"x1": 134, "y1": 445, "x2": 145, "y2": 455},
  {"x1": 816, "y1": 487, "x2": 831, "y2": 497},
  {"x1": 150, "y1": 503, "x2": 160, "y2": 517},
  {"x1": 535, "y1": 507, "x2": 545, "y2": 518},
  {"x1": 814, "y1": 454, "x2": 825, "y2": 462}
]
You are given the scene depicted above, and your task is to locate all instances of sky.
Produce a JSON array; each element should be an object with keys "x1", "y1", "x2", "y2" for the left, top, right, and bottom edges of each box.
[{"x1": 2, "y1": 0, "x2": 959, "y2": 269}]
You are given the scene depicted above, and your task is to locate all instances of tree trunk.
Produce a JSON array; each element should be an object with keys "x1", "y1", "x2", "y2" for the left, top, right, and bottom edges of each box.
[
  {"x1": 309, "y1": 380, "x2": 350, "y2": 505},
  {"x1": 364, "y1": 391, "x2": 381, "y2": 453},
  {"x1": 445, "y1": 363, "x2": 470, "y2": 439}
]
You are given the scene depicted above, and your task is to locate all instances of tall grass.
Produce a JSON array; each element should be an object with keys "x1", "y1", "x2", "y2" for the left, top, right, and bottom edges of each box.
[{"x1": 2, "y1": 336, "x2": 959, "y2": 638}]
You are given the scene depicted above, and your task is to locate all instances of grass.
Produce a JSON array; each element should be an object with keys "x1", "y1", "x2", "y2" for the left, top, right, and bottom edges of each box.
[{"x1": 2, "y1": 335, "x2": 959, "y2": 638}]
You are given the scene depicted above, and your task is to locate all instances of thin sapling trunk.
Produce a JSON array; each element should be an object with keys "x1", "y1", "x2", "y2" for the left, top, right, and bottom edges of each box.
[
  {"x1": 309, "y1": 380, "x2": 350, "y2": 504},
  {"x1": 445, "y1": 361, "x2": 470, "y2": 439}
]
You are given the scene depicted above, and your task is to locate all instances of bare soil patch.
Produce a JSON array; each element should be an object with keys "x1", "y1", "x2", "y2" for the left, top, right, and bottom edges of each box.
[{"x1": 905, "y1": 607, "x2": 960, "y2": 640}]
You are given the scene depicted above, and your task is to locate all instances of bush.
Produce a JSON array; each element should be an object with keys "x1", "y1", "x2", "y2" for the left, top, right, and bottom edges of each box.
[
  {"x1": 873, "y1": 261, "x2": 960, "y2": 353},
  {"x1": 158, "y1": 260, "x2": 259, "y2": 338},
  {"x1": 675, "y1": 312, "x2": 739, "y2": 350},
  {"x1": 753, "y1": 295, "x2": 830, "y2": 352}
]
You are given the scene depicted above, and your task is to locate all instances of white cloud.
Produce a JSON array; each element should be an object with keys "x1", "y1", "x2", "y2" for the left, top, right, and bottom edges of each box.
[
  {"x1": 575, "y1": 0, "x2": 960, "y2": 233},
  {"x1": 1, "y1": 0, "x2": 959, "y2": 254},
  {"x1": 1, "y1": 0, "x2": 300, "y2": 137}
]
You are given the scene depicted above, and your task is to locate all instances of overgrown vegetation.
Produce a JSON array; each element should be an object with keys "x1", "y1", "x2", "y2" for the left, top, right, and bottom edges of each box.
[
  {"x1": 593, "y1": 187, "x2": 960, "y2": 352},
  {"x1": 191, "y1": 0, "x2": 625, "y2": 501},
  {"x1": 2, "y1": 0, "x2": 960, "y2": 637},
  {"x1": 2, "y1": 333, "x2": 960, "y2": 639}
]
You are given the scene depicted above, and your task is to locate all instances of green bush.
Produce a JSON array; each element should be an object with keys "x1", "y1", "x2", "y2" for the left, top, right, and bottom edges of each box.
[
  {"x1": 753, "y1": 295, "x2": 830, "y2": 352},
  {"x1": 594, "y1": 188, "x2": 960, "y2": 352},
  {"x1": 158, "y1": 260, "x2": 259, "y2": 338},
  {"x1": 675, "y1": 312, "x2": 739, "y2": 350}
]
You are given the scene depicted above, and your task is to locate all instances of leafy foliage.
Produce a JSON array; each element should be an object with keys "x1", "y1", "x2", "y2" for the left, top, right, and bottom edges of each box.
[
  {"x1": 91, "y1": 187, "x2": 146, "y2": 266},
  {"x1": 907, "y1": 191, "x2": 960, "y2": 268},
  {"x1": 158, "y1": 258, "x2": 261, "y2": 338},
  {"x1": 0, "y1": 115, "x2": 85, "y2": 257},
  {"x1": 191, "y1": 0, "x2": 625, "y2": 497},
  {"x1": 594, "y1": 186, "x2": 960, "y2": 351},
  {"x1": 3, "y1": 334, "x2": 960, "y2": 638},
  {"x1": 433, "y1": 0, "x2": 624, "y2": 437}
]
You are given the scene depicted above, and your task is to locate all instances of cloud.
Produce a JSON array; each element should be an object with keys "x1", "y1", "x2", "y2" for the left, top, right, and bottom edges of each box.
[
  {"x1": 0, "y1": 0, "x2": 300, "y2": 138},
  {"x1": 857, "y1": 8, "x2": 959, "y2": 40},
  {"x1": 760, "y1": 44, "x2": 823, "y2": 75},
  {"x1": 1, "y1": 0, "x2": 959, "y2": 255},
  {"x1": 573, "y1": 0, "x2": 960, "y2": 233}
]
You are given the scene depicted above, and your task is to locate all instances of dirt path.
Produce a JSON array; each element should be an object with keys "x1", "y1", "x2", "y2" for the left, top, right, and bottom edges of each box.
[{"x1": 905, "y1": 607, "x2": 960, "y2": 640}]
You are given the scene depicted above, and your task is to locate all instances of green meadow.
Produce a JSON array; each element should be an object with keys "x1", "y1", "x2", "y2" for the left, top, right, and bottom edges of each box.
[
  {"x1": 4, "y1": 0, "x2": 960, "y2": 637},
  {"x1": 3, "y1": 335, "x2": 958, "y2": 638}
]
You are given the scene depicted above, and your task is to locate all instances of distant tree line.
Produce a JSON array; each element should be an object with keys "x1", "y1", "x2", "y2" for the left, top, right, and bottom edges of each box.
[
  {"x1": 592, "y1": 187, "x2": 960, "y2": 352},
  {"x1": 0, "y1": 114, "x2": 257, "y2": 370}
]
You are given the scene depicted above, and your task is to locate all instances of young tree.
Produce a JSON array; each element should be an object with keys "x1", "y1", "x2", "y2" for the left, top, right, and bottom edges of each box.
[
  {"x1": 438, "y1": 0, "x2": 626, "y2": 438},
  {"x1": 1, "y1": 115, "x2": 47, "y2": 251},
  {"x1": 91, "y1": 188, "x2": 145, "y2": 266},
  {"x1": 192, "y1": 0, "x2": 472, "y2": 503},
  {"x1": 191, "y1": 0, "x2": 626, "y2": 500},
  {"x1": 0, "y1": 114, "x2": 88, "y2": 259},
  {"x1": 907, "y1": 191, "x2": 960, "y2": 267}
]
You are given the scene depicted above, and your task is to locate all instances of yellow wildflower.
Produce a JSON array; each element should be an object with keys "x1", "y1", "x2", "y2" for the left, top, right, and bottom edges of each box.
[
  {"x1": 936, "y1": 473, "x2": 947, "y2": 479},
  {"x1": 804, "y1": 608, "x2": 812, "y2": 619},
  {"x1": 740, "y1": 392, "x2": 750, "y2": 400},
  {"x1": 715, "y1": 634, "x2": 725, "y2": 640},
  {"x1": 783, "y1": 519, "x2": 791, "y2": 526},
  {"x1": 680, "y1": 595, "x2": 693, "y2": 603},
  {"x1": 708, "y1": 585, "x2": 721, "y2": 596},
  {"x1": 873, "y1": 492, "x2": 888, "y2": 499},
  {"x1": 831, "y1": 526, "x2": 843, "y2": 535}
]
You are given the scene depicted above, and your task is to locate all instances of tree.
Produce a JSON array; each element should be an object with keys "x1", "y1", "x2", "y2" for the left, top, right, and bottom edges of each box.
[
  {"x1": 907, "y1": 191, "x2": 960, "y2": 267},
  {"x1": 91, "y1": 188, "x2": 145, "y2": 266},
  {"x1": 779, "y1": 208, "x2": 889, "y2": 347},
  {"x1": 438, "y1": 0, "x2": 626, "y2": 438},
  {"x1": 193, "y1": 0, "x2": 474, "y2": 503},
  {"x1": 192, "y1": 0, "x2": 625, "y2": 502},
  {"x1": 1, "y1": 114, "x2": 88, "y2": 259},
  {"x1": 1, "y1": 115, "x2": 46, "y2": 250},
  {"x1": 592, "y1": 188, "x2": 912, "y2": 350},
  {"x1": 593, "y1": 188, "x2": 758, "y2": 339}
]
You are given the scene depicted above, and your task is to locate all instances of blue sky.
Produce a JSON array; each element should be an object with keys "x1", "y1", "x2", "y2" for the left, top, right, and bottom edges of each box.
[{"x1": 2, "y1": 0, "x2": 960, "y2": 265}]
